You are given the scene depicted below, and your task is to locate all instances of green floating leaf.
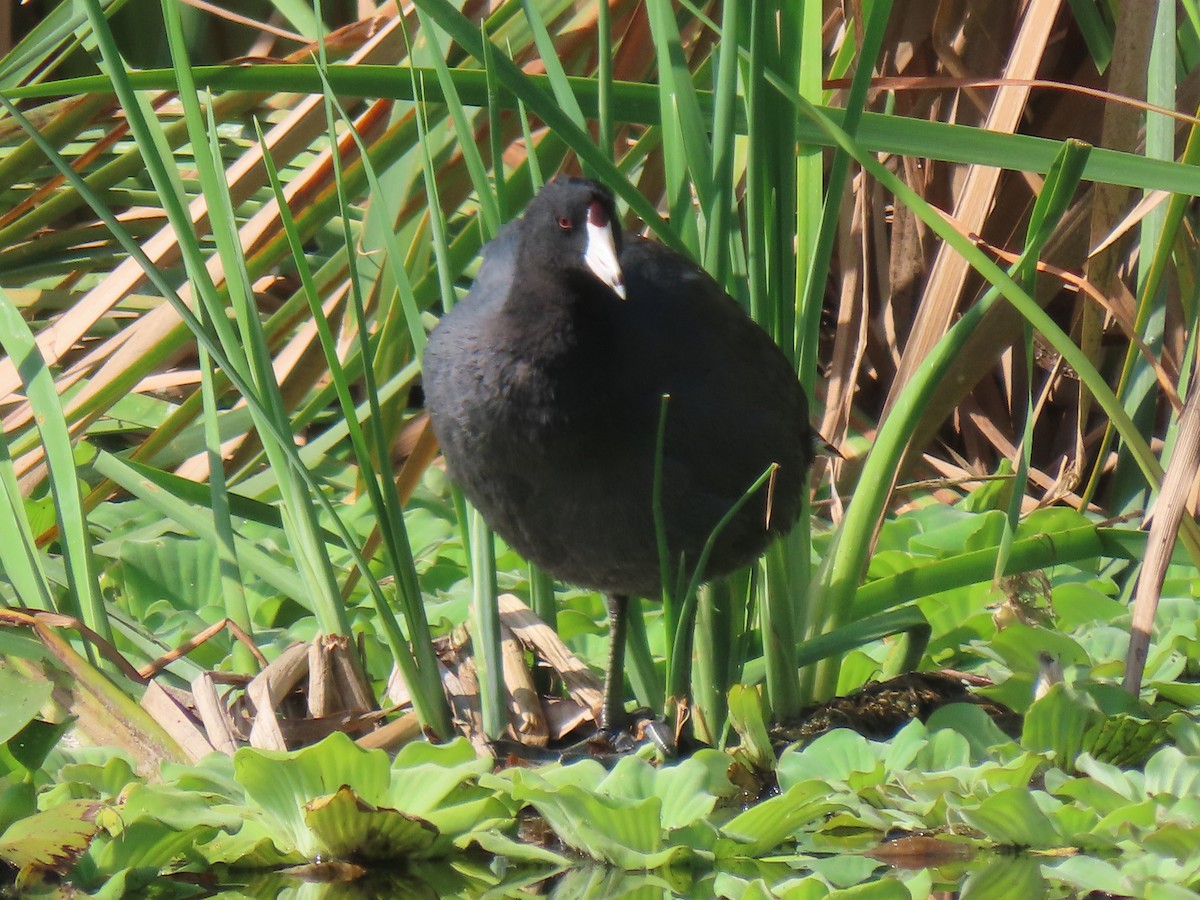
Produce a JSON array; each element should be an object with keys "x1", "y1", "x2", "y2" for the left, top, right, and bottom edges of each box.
[
  {"x1": 777, "y1": 729, "x2": 883, "y2": 788},
  {"x1": 113, "y1": 535, "x2": 222, "y2": 619},
  {"x1": 1144, "y1": 746, "x2": 1200, "y2": 798},
  {"x1": 90, "y1": 818, "x2": 216, "y2": 875},
  {"x1": 825, "y1": 878, "x2": 913, "y2": 898},
  {"x1": 230, "y1": 732, "x2": 510, "y2": 863},
  {"x1": 504, "y1": 754, "x2": 732, "y2": 869},
  {"x1": 1083, "y1": 713, "x2": 1170, "y2": 769},
  {"x1": 717, "y1": 779, "x2": 838, "y2": 858},
  {"x1": 955, "y1": 787, "x2": 1062, "y2": 849},
  {"x1": 1024, "y1": 681, "x2": 1169, "y2": 771},
  {"x1": 1021, "y1": 683, "x2": 1103, "y2": 769},
  {"x1": 467, "y1": 827, "x2": 570, "y2": 867},
  {"x1": 304, "y1": 785, "x2": 438, "y2": 861},
  {"x1": 600, "y1": 749, "x2": 735, "y2": 830},
  {"x1": 958, "y1": 853, "x2": 1047, "y2": 900},
  {"x1": 0, "y1": 781, "x2": 35, "y2": 836},
  {"x1": 0, "y1": 798, "x2": 103, "y2": 873},
  {"x1": 6, "y1": 718, "x2": 72, "y2": 775},
  {"x1": 883, "y1": 719, "x2": 932, "y2": 771},
  {"x1": 104, "y1": 782, "x2": 243, "y2": 835},
  {"x1": 728, "y1": 684, "x2": 776, "y2": 773},
  {"x1": 194, "y1": 821, "x2": 300, "y2": 869},
  {"x1": 55, "y1": 756, "x2": 141, "y2": 802},
  {"x1": 0, "y1": 665, "x2": 51, "y2": 747},
  {"x1": 546, "y1": 863, "x2": 698, "y2": 898},
  {"x1": 234, "y1": 731, "x2": 392, "y2": 860},
  {"x1": 508, "y1": 770, "x2": 680, "y2": 868},
  {"x1": 1041, "y1": 854, "x2": 1130, "y2": 896},
  {"x1": 924, "y1": 703, "x2": 1018, "y2": 763},
  {"x1": 1142, "y1": 822, "x2": 1200, "y2": 864},
  {"x1": 386, "y1": 736, "x2": 498, "y2": 820},
  {"x1": 1141, "y1": 884, "x2": 1200, "y2": 900}
]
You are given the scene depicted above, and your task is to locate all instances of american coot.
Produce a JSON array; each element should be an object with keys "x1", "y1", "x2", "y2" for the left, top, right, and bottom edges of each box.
[{"x1": 423, "y1": 176, "x2": 812, "y2": 732}]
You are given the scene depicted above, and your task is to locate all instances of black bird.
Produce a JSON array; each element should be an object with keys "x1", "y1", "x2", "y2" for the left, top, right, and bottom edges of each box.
[{"x1": 423, "y1": 176, "x2": 812, "y2": 732}]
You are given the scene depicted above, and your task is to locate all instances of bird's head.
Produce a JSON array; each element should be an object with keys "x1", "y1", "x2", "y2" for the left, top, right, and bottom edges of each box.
[{"x1": 525, "y1": 176, "x2": 626, "y2": 300}]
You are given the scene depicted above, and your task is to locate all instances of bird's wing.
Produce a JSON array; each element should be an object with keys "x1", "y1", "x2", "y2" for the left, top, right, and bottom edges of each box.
[{"x1": 465, "y1": 218, "x2": 523, "y2": 308}]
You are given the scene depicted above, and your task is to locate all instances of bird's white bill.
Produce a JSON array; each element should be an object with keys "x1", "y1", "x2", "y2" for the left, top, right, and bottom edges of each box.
[{"x1": 584, "y1": 217, "x2": 626, "y2": 300}]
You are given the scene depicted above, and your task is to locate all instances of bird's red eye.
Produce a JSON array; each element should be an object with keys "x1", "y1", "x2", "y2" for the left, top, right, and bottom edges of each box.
[{"x1": 558, "y1": 216, "x2": 572, "y2": 231}]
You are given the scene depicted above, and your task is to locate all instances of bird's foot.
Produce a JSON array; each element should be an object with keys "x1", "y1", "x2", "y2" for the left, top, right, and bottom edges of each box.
[{"x1": 559, "y1": 709, "x2": 676, "y2": 763}]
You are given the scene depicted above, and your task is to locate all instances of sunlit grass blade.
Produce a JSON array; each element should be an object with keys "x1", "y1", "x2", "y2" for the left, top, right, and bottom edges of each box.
[
  {"x1": 0, "y1": 0, "x2": 97, "y2": 88},
  {"x1": 254, "y1": 132, "x2": 449, "y2": 732},
  {"x1": 807, "y1": 128, "x2": 1193, "y2": 698},
  {"x1": 481, "y1": 22, "x2": 507, "y2": 217},
  {"x1": 409, "y1": 0, "x2": 678, "y2": 248},
  {"x1": 0, "y1": 94, "x2": 112, "y2": 197},
  {"x1": 10, "y1": 5, "x2": 465, "y2": 713},
  {"x1": 469, "y1": 508, "x2": 504, "y2": 739},
  {"x1": 0, "y1": 284, "x2": 107, "y2": 645},
  {"x1": 91, "y1": 451, "x2": 310, "y2": 604},
  {"x1": 692, "y1": 578, "x2": 737, "y2": 745},
  {"x1": 702, "y1": 0, "x2": 742, "y2": 285},
  {"x1": 0, "y1": 358, "x2": 56, "y2": 615},
  {"x1": 163, "y1": 0, "x2": 253, "y2": 649},
  {"x1": 596, "y1": 1, "x2": 613, "y2": 161},
  {"x1": 991, "y1": 137, "x2": 1092, "y2": 586},
  {"x1": 740, "y1": 0, "x2": 806, "y2": 720},
  {"x1": 12, "y1": 64, "x2": 1200, "y2": 197},
  {"x1": 796, "y1": 0, "x2": 890, "y2": 389},
  {"x1": 0, "y1": 95, "x2": 331, "y2": 473},
  {"x1": 851, "y1": 521, "x2": 1148, "y2": 620},
  {"x1": 153, "y1": 0, "x2": 353, "y2": 642},
  {"x1": 743, "y1": 0, "x2": 797, "y2": 351},
  {"x1": 665, "y1": 464, "x2": 778, "y2": 716},
  {"x1": 306, "y1": 66, "x2": 456, "y2": 735},
  {"x1": 88, "y1": 0, "x2": 343, "y2": 643},
  {"x1": 646, "y1": 0, "x2": 713, "y2": 252},
  {"x1": 790, "y1": 0, "x2": 823, "y2": 351},
  {"x1": 395, "y1": 54, "x2": 505, "y2": 735},
  {"x1": 517, "y1": 99, "x2": 544, "y2": 190},
  {"x1": 623, "y1": 601, "x2": 663, "y2": 715},
  {"x1": 1067, "y1": 0, "x2": 1114, "y2": 72},
  {"x1": 418, "y1": 9, "x2": 500, "y2": 237},
  {"x1": 794, "y1": 608, "x2": 931, "y2": 675},
  {"x1": 1096, "y1": 2, "x2": 1183, "y2": 514},
  {"x1": 519, "y1": 0, "x2": 587, "y2": 132}
]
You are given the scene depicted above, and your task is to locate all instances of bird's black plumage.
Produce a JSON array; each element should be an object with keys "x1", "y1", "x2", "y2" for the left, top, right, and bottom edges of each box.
[{"x1": 422, "y1": 176, "x2": 813, "y2": 730}]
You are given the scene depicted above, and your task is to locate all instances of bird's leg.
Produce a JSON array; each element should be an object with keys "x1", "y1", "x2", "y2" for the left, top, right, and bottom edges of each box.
[{"x1": 601, "y1": 593, "x2": 630, "y2": 731}]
